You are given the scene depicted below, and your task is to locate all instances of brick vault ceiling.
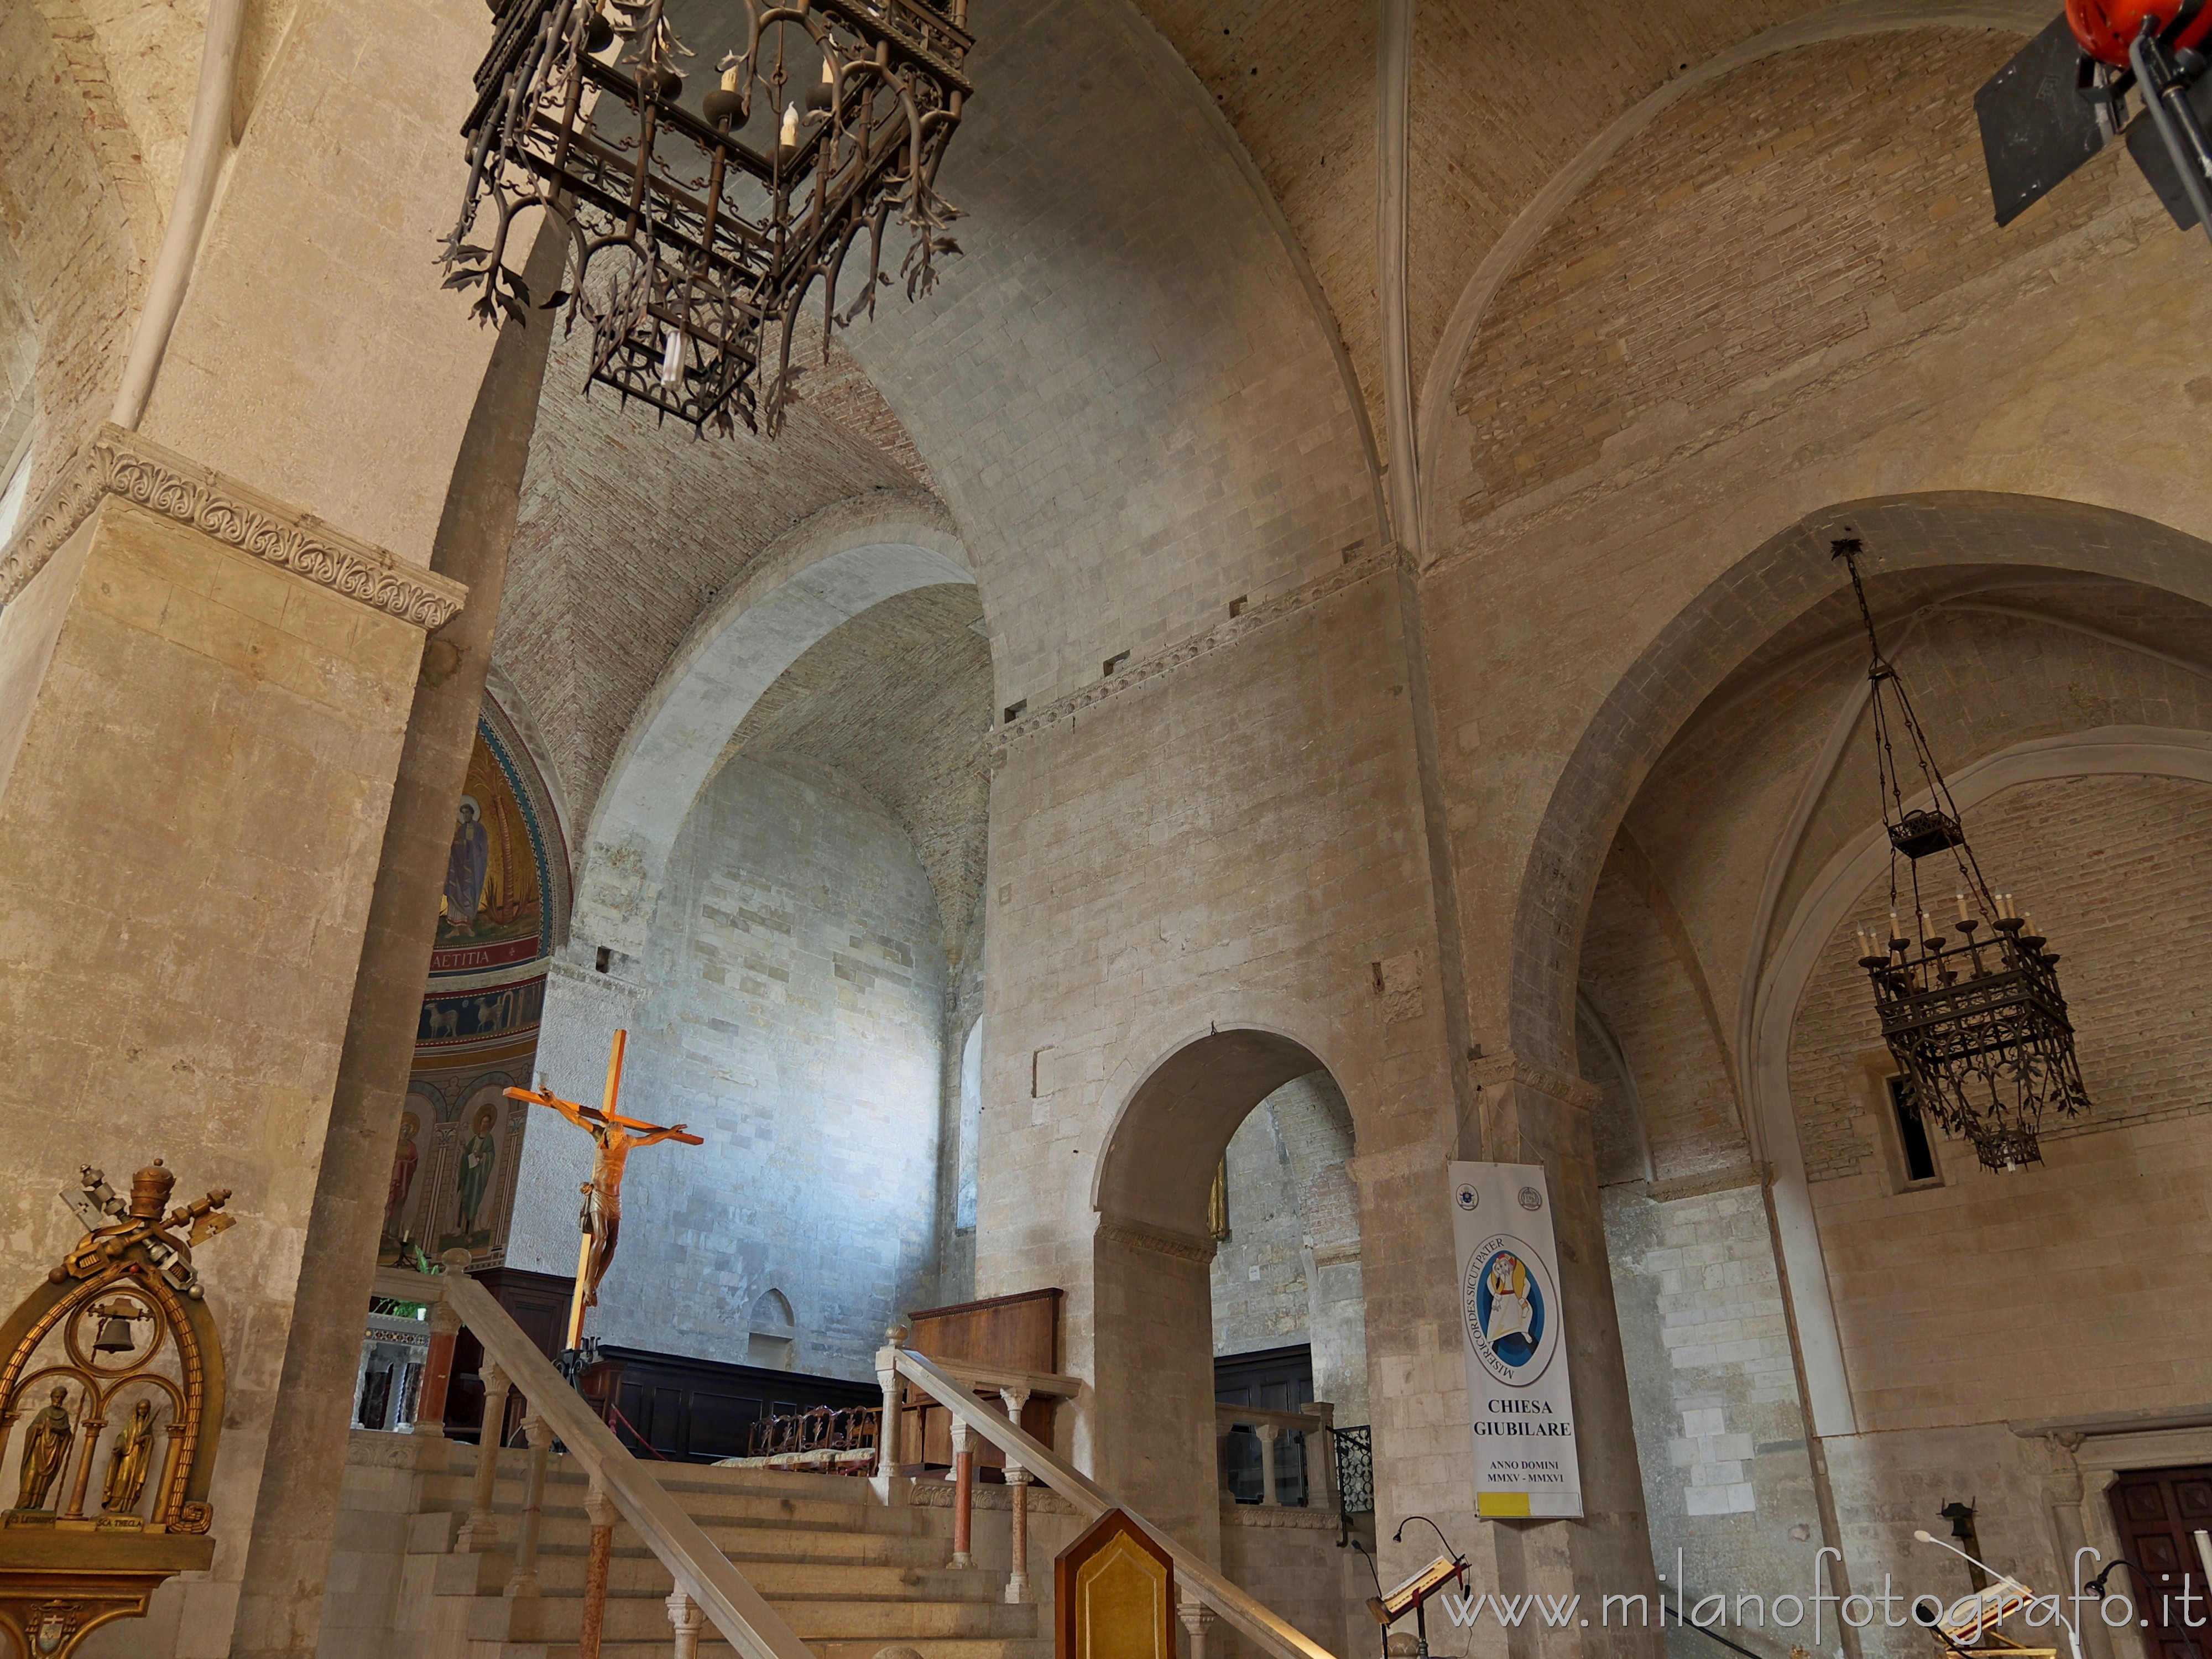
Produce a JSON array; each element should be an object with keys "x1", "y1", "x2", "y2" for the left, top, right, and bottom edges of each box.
[
  {"x1": 1125, "y1": 0, "x2": 1864, "y2": 421},
  {"x1": 715, "y1": 583, "x2": 994, "y2": 971}
]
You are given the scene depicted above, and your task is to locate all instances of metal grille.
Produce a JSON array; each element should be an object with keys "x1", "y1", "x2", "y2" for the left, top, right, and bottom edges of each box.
[{"x1": 1332, "y1": 1423, "x2": 1374, "y2": 1516}]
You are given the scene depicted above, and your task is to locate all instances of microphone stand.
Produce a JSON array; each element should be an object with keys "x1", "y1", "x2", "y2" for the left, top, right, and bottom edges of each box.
[{"x1": 1392, "y1": 1517, "x2": 1470, "y2": 1659}]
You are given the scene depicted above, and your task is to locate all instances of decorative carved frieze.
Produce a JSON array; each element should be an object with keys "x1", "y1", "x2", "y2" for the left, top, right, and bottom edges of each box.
[
  {"x1": 0, "y1": 425, "x2": 467, "y2": 630},
  {"x1": 1094, "y1": 1214, "x2": 1217, "y2": 1264},
  {"x1": 1469, "y1": 1051, "x2": 1603, "y2": 1111}
]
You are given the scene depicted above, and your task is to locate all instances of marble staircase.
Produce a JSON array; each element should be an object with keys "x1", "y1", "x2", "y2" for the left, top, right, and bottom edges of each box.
[{"x1": 333, "y1": 1433, "x2": 1068, "y2": 1659}]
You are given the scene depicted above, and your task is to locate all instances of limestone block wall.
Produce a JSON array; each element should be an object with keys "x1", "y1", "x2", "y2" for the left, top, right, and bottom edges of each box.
[
  {"x1": 0, "y1": 495, "x2": 428, "y2": 1657},
  {"x1": 839, "y1": 0, "x2": 1378, "y2": 713},
  {"x1": 1211, "y1": 1070, "x2": 1370, "y2": 1427},
  {"x1": 1603, "y1": 1182, "x2": 1820, "y2": 1616},
  {"x1": 508, "y1": 753, "x2": 947, "y2": 1378},
  {"x1": 1217, "y1": 1507, "x2": 1373, "y2": 1659},
  {"x1": 976, "y1": 565, "x2": 1455, "y2": 1593}
]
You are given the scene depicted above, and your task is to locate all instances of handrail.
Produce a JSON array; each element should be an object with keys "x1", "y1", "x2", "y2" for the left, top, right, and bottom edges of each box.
[
  {"x1": 1214, "y1": 1401, "x2": 1333, "y2": 1433},
  {"x1": 890, "y1": 1345, "x2": 1340, "y2": 1659},
  {"x1": 390, "y1": 1267, "x2": 818, "y2": 1659}
]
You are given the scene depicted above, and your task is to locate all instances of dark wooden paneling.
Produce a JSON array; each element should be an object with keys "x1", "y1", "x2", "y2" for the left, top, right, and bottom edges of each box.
[
  {"x1": 2109, "y1": 1464, "x2": 2212, "y2": 1659},
  {"x1": 445, "y1": 1266, "x2": 573, "y2": 1443},
  {"x1": 585, "y1": 1347, "x2": 877, "y2": 1464}
]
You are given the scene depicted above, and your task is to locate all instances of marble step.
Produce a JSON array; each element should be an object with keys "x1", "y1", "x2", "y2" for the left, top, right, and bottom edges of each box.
[
  {"x1": 497, "y1": 1588, "x2": 1040, "y2": 1642},
  {"x1": 508, "y1": 1546, "x2": 1004, "y2": 1601},
  {"x1": 542, "y1": 1640, "x2": 1052, "y2": 1659}
]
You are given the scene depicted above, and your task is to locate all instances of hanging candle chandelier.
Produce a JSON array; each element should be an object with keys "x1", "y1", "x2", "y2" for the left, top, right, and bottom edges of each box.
[
  {"x1": 1835, "y1": 538, "x2": 2091, "y2": 1173},
  {"x1": 441, "y1": 0, "x2": 972, "y2": 435}
]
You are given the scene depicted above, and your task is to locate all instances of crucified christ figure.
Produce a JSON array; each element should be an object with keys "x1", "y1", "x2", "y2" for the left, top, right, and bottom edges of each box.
[
  {"x1": 543, "y1": 1095, "x2": 693, "y2": 1308},
  {"x1": 506, "y1": 1031, "x2": 702, "y2": 1344}
]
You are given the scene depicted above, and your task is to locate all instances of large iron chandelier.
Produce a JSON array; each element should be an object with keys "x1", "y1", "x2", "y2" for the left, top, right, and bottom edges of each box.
[
  {"x1": 442, "y1": 0, "x2": 972, "y2": 434},
  {"x1": 1835, "y1": 539, "x2": 2091, "y2": 1173}
]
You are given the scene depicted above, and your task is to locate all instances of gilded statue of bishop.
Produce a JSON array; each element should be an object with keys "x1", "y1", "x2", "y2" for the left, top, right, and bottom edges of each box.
[
  {"x1": 13, "y1": 1386, "x2": 73, "y2": 1513},
  {"x1": 102, "y1": 1399, "x2": 158, "y2": 1515}
]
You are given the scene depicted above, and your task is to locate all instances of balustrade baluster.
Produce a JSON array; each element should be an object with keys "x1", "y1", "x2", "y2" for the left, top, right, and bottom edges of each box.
[
  {"x1": 413, "y1": 1299, "x2": 461, "y2": 1437},
  {"x1": 666, "y1": 1589, "x2": 704, "y2": 1659},
  {"x1": 581, "y1": 1479, "x2": 617, "y2": 1659},
  {"x1": 1178, "y1": 1593, "x2": 1218, "y2": 1659},
  {"x1": 459, "y1": 1361, "x2": 512, "y2": 1551},
  {"x1": 505, "y1": 1409, "x2": 550, "y2": 1596},
  {"x1": 949, "y1": 1417, "x2": 975, "y2": 1568},
  {"x1": 874, "y1": 1324, "x2": 906, "y2": 1498},
  {"x1": 999, "y1": 1386, "x2": 1032, "y2": 1603},
  {"x1": 1255, "y1": 1422, "x2": 1280, "y2": 1507}
]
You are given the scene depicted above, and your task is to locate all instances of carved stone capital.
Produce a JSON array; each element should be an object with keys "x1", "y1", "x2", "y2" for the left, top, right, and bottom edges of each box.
[
  {"x1": 1469, "y1": 1051, "x2": 1602, "y2": 1111},
  {"x1": 1095, "y1": 1214, "x2": 1217, "y2": 1264},
  {"x1": 0, "y1": 424, "x2": 468, "y2": 630}
]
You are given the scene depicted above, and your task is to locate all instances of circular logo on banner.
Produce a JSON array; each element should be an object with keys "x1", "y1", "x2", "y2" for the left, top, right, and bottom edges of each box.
[
  {"x1": 1462, "y1": 1234, "x2": 1560, "y2": 1386},
  {"x1": 1454, "y1": 1181, "x2": 1480, "y2": 1212},
  {"x1": 1517, "y1": 1186, "x2": 1543, "y2": 1212}
]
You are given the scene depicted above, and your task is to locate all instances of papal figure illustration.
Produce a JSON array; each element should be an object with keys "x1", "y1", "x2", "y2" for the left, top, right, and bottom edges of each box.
[
  {"x1": 443, "y1": 795, "x2": 489, "y2": 935},
  {"x1": 1484, "y1": 1253, "x2": 1535, "y2": 1351}
]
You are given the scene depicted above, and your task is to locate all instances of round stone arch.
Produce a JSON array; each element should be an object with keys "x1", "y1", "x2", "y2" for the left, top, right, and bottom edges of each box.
[
  {"x1": 1087, "y1": 1015, "x2": 1359, "y2": 1565},
  {"x1": 1504, "y1": 491, "x2": 2212, "y2": 1077},
  {"x1": 568, "y1": 494, "x2": 975, "y2": 959}
]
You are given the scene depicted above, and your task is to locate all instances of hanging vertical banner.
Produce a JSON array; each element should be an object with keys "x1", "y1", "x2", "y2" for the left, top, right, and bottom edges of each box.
[{"x1": 1449, "y1": 1161, "x2": 1583, "y2": 1518}]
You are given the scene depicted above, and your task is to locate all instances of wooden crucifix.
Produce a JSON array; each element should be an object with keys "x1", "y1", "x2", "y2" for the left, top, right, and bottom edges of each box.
[{"x1": 505, "y1": 1030, "x2": 702, "y2": 1351}]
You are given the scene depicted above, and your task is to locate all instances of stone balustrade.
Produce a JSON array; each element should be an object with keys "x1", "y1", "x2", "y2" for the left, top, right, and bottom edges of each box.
[{"x1": 1214, "y1": 1401, "x2": 1338, "y2": 1511}]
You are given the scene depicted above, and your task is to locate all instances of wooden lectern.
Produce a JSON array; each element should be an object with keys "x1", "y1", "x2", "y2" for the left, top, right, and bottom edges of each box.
[{"x1": 1056, "y1": 1509, "x2": 1174, "y2": 1659}]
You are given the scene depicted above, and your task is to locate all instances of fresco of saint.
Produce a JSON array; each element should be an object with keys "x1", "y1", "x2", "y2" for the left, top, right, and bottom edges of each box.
[{"x1": 444, "y1": 796, "x2": 490, "y2": 935}]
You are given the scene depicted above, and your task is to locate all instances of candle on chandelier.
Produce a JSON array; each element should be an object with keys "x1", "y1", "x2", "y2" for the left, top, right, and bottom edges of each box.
[
  {"x1": 1955, "y1": 892, "x2": 1970, "y2": 925},
  {"x1": 780, "y1": 101, "x2": 800, "y2": 149},
  {"x1": 1889, "y1": 909, "x2": 1902, "y2": 942}
]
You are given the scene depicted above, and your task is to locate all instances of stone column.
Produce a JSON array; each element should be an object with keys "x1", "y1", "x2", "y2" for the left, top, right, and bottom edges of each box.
[
  {"x1": 666, "y1": 1589, "x2": 704, "y2": 1659},
  {"x1": 1468, "y1": 1052, "x2": 1660, "y2": 1659},
  {"x1": 1091, "y1": 1217, "x2": 1223, "y2": 1567},
  {"x1": 222, "y1": 223, "x2": 562, "y2": 1659},
  {"x1": 413, "y1": 1299, "x2": 463, "y2": 1437},
  {"x1": 1178, "y1": 1592, "x2": 1217, "y2": 1659},
  {"x1": 0, "y1": 430, "x2": 467, "y2": 1654}
]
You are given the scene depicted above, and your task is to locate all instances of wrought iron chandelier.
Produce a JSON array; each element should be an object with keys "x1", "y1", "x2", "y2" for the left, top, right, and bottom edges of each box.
[
  {"x1": 442, "y1": 0, "x2": 972, "y2": 435},
  {"x1": 1835, "y1": 539, "x2": 2091, "y2": 1173}
]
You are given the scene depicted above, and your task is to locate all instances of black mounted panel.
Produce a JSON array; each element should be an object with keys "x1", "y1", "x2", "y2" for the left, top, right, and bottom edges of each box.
[
  {"x1": 2126, "y1": 74, "x2": 2212, "y2": 227},
  {"x1": 1976, "y1": 15, "x2": 2109, "y2": 226}
]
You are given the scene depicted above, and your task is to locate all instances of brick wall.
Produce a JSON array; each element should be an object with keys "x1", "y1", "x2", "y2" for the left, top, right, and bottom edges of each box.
[
  {"x1": 493, "y1": 321, "x2": 923, "y2": 834},
  {"x1": 1447, "y1": 29, "x2": 2131, "y2": 523},
  {"x1": 1788, "y1": 772, "x2": 2212, "y2": 1183},
  {"x1": 0, "y1": 1, "x2": 145, "y2": 504},
  {"x1": 1784, "y1": 771, "x2": 2212, "y2": 1431}
]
